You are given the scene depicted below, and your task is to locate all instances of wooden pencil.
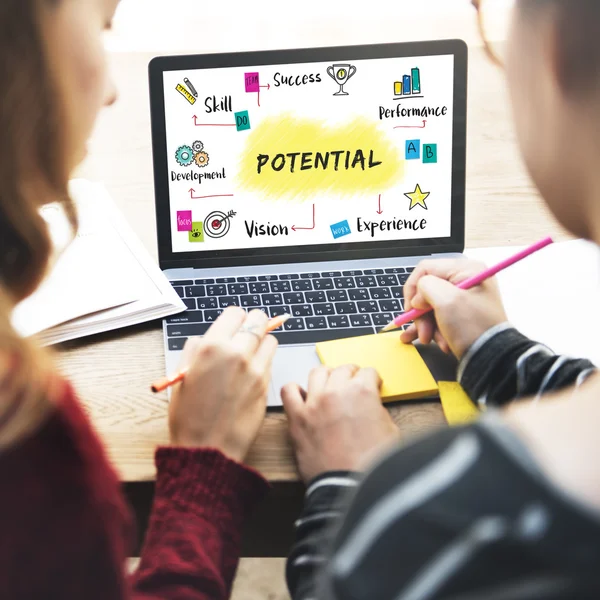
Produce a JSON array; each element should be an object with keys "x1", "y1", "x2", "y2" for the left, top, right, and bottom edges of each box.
[{"x1": 151, "y1": 313, "x2": 290, "y2": 393}]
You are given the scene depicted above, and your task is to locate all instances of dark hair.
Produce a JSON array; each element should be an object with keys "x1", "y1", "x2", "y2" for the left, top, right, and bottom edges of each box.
[
  {"x1": 0, "y1": 0, "x2": 76, "y2": 303},
  {"x1": 522, "y1": 0, "x2": 600, "y2": 94}
]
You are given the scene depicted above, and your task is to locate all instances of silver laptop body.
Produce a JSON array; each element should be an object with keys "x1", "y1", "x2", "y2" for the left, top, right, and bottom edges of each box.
[{"x1": 149, "y1": 40, "x2": 468, "y2": 406}]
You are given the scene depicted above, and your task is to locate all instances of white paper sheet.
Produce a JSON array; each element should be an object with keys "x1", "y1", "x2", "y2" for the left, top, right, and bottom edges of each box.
[
  {"x1": 12, "y1": 189, "x2": 141, "y2": 337},
  {"x1": 12, "y1": 180, "x2": 185, "y2": 343},
  {"x1": 466, "y1": 240, "x2": 600, "y2": 366}
]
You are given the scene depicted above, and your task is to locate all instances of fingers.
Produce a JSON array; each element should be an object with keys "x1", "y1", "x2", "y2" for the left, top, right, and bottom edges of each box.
[
  {"x1": 178, "y1": 337, "x2": 202, "y2": 373},
  {"x1": 204, "y1": 306, "x2": 247, "y2": 341},
  {"x1": 403, "y1": 268, "x2": 424, "y2": 311},
  {"x1": 415, "y1": 314, "x2": 436, "y2": 345},
  {"x1": 403, "y1": 259, "x2": 456, "y2": 309},
  {"x1": 400, "y1": 318, "x2": 449, "y2": 352},
  {"x1": 328, "y1": 364, "x2": 360, "y2": 388},
  {"x1": 420, "y1": 258, "x2": 487, "y2": 281},
  {"x1": 281, "y1": 383, "x2": 306, "y2": 418},
  {"x1": 252, "y1": 333, "x2": 279, "y2": 374},
  {"x1": 353, "y1": 367, "x2": 383, "y2": 391},
  {"x1": 409, "y1": 292, "x2": 429, "y2": 311},
  {"x1": 400, "y1": 324, "x2": 417, "y2": 345},
  {"x1": 417, "y1": 275, "x2": 462, "y2": 310},
  {"x1": 307, "y1": 366, "x2": 331, "y2": 398},
  {"x1": 231, "y1": 309, "x2": 270, "y2": 356},
  {"x1": 404, "y1": 259, "x2": 486, "y2": 309}
]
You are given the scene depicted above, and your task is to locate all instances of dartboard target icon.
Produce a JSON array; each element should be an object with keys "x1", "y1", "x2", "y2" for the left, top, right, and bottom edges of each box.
[{"x1": 204, "y1": 210, "x2": 236, "y2": 238}]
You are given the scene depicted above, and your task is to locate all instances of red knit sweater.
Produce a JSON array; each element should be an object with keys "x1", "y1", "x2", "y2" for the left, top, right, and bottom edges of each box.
[{"x1": 0, "y1": 380, "x2": 270, "y2": 599}]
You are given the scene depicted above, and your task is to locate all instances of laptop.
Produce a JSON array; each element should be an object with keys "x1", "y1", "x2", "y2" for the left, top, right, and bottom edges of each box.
[{"x1": 148, "y1": 40, "x2": 468, "y2": 406}]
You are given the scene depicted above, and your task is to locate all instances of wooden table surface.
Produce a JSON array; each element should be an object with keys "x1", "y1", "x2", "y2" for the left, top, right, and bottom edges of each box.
[{"x1": 57, "y1": 46, "x2": 568, "y2": 486}]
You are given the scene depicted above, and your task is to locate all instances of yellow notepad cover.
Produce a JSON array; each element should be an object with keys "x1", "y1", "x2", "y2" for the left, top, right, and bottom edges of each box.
[
  {"x1": 316, "y1": 333, "x2": 438, "y2": 403},
  {"x1": 438, "y1": 381, "x2": 480, "y2": 426}
]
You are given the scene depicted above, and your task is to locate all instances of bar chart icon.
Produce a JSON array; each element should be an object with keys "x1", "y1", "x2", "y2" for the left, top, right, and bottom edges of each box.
[
  {"x1": 411, "y1": 68, "x2": 421, "y2": 93},
  {"x1": 393, "y1": 67, "x2": 423, "y2": 99}
]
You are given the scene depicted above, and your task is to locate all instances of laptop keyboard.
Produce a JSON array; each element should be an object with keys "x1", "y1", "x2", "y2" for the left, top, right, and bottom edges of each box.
[{"x1": 165, "y1": 267, "x2": 416, "y2": 350}]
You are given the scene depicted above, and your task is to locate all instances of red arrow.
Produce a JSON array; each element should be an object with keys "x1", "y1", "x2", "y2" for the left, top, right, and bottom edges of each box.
[
  {"x1": 192, "y1": 115, "x2": 235, "y2": 127},
  {"x1": 292, "y1": 204, "x2": 315, "y2": 232},
  {"x1": 189, "y1": 188, "x2": 234, "y2": 200},
  {"x1": 377, "y1": 194, "x2": 383, "y2": 215},
  {"x1": 257, "y1": 83, "x2": 271, "y2": 107},
  {"x1": 393, "y1": 119, "x2": 427, "y2": 130}
]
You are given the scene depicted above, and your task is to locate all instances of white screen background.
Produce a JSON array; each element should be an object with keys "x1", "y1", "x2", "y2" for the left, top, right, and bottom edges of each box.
[{"x1": 163, "y1": 54, "x2": 455, "y2": 253}]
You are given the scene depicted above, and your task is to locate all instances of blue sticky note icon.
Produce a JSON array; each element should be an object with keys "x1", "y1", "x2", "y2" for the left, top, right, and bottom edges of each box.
[
  {"x1": 330, "y1": 220, "x2": 352, "y2": 240},
  {"x1": 423, "y1": 143, "x2": 438, "y2": 163},
  {"x1": 406, "y1": 139, "x2": 421, "y2": 160},
  {"x1": 235, "y1": 110, "x2": 251, "y2": 132}
]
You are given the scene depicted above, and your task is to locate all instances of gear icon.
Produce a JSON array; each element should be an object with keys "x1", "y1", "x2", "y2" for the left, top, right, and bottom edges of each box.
[
  {"x1": 192, "y1": 140, "x2": 204, "y2": 153},
  {"x1": 194, "y1": 151, "x2": 210, "y2": 168},
  {"x1": 175, "y1": 145, "x2": 194, "y2": 167}
]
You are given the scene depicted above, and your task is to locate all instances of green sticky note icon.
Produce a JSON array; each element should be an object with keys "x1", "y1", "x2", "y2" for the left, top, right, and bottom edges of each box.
[
  {"x1": 188, "y1": 221, "x2": 205, "y2": 242},
  {"x1": 235, "y1": 110, "x2": 251, "y2": 132},
  {"x1": 423, "y1": 144, "x2": 438, "y2": 164}
]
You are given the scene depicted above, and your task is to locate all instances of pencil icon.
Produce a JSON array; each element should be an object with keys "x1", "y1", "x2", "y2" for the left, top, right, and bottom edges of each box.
[
  {"x1": 176, "y1": 84, "x2": 196, "y2": 105},
  {"x1": 184, "y1": 78, "x2": 198, "y2": 98}
]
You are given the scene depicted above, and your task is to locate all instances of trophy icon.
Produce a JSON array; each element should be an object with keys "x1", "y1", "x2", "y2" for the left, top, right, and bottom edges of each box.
[{"x1": 327, "y1": 63, "x2": 357, "y2": 96}]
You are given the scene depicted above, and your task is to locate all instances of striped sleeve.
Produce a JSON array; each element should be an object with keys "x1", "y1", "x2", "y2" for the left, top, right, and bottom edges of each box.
[
  {"x1": 458, "y1": 323, "x2": 596, "y2": 408},
  {"x1": 287, "y1": 472, "x2": 360, "y2": 600},
  {"x1": 288, "y1": 423, "x2": 600, "y2": 600}
]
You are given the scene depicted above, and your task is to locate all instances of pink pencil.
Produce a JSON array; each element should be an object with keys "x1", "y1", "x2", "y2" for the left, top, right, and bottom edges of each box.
[{"x1": 379, "y1": 237, "x2": 554, "y2": 334}]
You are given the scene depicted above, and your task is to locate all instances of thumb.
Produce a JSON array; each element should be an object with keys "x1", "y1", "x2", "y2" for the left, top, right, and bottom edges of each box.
[{"x1": 413, "y1": 275, "x2": 461, "y2": 311}]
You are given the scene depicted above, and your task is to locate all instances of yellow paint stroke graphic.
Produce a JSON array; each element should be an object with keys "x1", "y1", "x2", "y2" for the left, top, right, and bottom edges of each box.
[{"x1": 238, "y1": 114, "x2": 404, "y2": 201}]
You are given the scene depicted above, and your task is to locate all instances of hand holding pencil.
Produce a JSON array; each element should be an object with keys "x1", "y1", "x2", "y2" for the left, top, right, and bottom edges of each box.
[
  {"x1": 397, "y1": 257, "x2": 509, "y2": 358},
  {"x1": 163, "y1": 307, "x2": 283, "y2": 462},
  {"x1": 397, "y1": 239, "x2": 553, "y2": 358},
  {"x1": 152, "y1": 312, "x2": 289, "y2": 393}
]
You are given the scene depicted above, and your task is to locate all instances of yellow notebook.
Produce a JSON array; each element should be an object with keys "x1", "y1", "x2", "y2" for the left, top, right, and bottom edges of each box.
[
  {"x1": 438, "y1": 381, "x2": 480, "y2": 426},
  {"x1": 316, "y1": 333, "x2": 438, "y2": 403}
]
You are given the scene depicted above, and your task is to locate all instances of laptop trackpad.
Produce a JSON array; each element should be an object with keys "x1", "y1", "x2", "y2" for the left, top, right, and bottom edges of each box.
[{"x1": 269, "y1": 345, "x2": 321, "y2": 407}]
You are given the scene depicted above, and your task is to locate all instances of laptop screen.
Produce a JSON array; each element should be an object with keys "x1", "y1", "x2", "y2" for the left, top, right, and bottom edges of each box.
[{"x1": 150, "y1": 43, "x2": 467, "y2": 268}]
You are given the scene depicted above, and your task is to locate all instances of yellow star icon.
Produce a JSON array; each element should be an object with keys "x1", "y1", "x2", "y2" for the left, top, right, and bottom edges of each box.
[{"x1": 404, "y1": 184, "x2": 430, "y2": 210}]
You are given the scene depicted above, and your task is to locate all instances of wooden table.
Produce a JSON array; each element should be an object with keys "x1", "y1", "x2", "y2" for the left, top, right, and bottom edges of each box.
[{"x1": 56, "y1": 47, "x2": 568, "y2": 555}]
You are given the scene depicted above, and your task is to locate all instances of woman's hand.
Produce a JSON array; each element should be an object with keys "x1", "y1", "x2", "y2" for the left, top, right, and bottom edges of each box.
[
  {"x1": 169, "y1": 307, "x2": 278, "y2": 462},
  {"x1": 281, "y1": 365, "x2": 399, "y2": 483},
  {"x1": 400, "y1": 259, "x2": 508, "y2": 359}
]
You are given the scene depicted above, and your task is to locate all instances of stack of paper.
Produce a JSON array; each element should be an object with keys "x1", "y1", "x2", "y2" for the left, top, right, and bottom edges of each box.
[{"x1": 12, "y1": 180, "x2": 185, "y2": 345}]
